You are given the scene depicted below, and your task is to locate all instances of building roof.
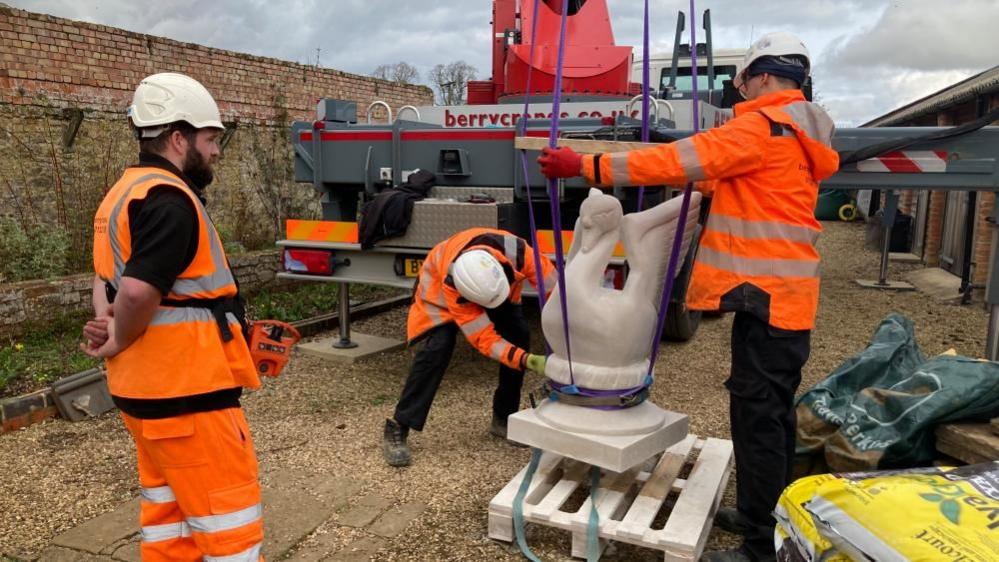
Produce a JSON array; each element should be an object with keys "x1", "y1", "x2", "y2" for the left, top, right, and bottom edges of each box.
[{"x1": 863, "y1": 65, "x2": 999, "y2": 127}]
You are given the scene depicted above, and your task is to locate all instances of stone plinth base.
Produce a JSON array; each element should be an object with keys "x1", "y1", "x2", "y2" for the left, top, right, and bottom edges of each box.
[{"x1": 507, "y1": 401, "x2": 689, "y2": 471}]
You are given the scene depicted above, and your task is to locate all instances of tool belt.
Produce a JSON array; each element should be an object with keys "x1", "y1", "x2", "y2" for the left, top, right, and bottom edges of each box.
[
  {"x1": 160, "y1": 296, "x2": 249, "y2": 342},
  {"x1": 106, "y1": 282, "x2": 248, "y2": 342},
  {"x1": 541, "y1": 380, "x2": 650, "y2": 409}
]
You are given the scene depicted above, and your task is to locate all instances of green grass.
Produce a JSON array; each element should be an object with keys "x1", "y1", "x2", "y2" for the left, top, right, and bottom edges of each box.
[
  {"x1": 245, "y1": 282, "x2": 394, "y2": 324},
  {"x1": 0, "y1": 283, "x2": 400, "y2": 397},
  {"x1": 1, "y1": 312, "x2": 100, "y2": 398},
  {"x1": 246, "y1": 282, "x2": 343, "y2": 323}
]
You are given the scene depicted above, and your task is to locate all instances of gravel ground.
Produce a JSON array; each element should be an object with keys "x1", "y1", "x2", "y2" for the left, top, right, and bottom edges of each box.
[{"x1": 0, "y1": 221, "x2": 989, "y2": 561}]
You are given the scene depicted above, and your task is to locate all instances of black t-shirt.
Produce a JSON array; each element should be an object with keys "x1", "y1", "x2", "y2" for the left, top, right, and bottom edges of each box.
[
  {"x1": 121, "y1": 153, "x2": 203, "y2": 295},
  {"x1": 111, "y1": 154, "x2": 245, "y2": 418}
]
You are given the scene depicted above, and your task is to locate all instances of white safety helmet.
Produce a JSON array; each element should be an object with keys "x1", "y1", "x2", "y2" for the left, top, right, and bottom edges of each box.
[
  {"x1": 743, "y1": 31, "x2": 811, "y2": 75},
  {"x1": 451, "y1": 249, "x2": 510, "y2": 309},
  {"x1": 127, "y1": 72, "x2": 223, "y2": 138}
]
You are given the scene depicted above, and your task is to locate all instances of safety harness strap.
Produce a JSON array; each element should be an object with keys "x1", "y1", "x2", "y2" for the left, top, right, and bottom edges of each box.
[
  {"x1": 544, "y1": 382, "x2": 649, "y2": 409},
  {"x1": 160, "y1": 296, "x2": 246, "y2": 342},
  {"x1": 105, "y1": 284, "x2": 247, "y2": 342}
]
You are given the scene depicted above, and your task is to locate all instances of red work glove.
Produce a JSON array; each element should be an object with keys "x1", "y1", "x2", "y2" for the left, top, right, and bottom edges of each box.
[{"x1": 537, "y1": 146, "x2": 582, "y2": 179}]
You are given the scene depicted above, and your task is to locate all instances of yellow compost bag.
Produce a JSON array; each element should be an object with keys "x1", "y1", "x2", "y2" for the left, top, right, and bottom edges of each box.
[
  {"x1": 774, "y1": 473, "x2": 852, "y2": 562},
  {"x1": 805, "y1": 462, "x2": 999, "y2": 562}
]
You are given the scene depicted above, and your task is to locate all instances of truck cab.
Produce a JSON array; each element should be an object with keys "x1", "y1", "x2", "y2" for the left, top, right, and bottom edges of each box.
[{"x1": 632, "y1": 47, "x2": 746, "y2": 103}]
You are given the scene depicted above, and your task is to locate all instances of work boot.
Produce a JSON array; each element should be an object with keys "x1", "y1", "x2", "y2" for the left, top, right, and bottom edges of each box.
[
  {"x1": 490, "y1": 414, "x2": 527, "y2": 447},
  {"x1": 382, "y1": 418, "x2": 411, "y2": 467},
  {"x1": 713, "y1": 507, "x2": 752, "y2": 536}
]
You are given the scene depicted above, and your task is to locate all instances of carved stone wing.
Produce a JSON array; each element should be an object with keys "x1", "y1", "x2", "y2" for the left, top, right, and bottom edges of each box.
[{"x1": 619, "y1": 192, "x2": 703, "y2": 308}]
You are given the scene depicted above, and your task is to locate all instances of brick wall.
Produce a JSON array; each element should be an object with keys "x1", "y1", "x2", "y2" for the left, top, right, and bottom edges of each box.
[
  {"x1": 899, "y1": 190, "x2": 915, "y2": 216},
  {"x1": 0, "y1": 250, "x2": 282, "y2": 338},
  {"x1": 922, "y1": 112, "x2": 955, "y2": 267},
  {"x1": 0, "y1": 5, "x2": 433, "y2": 121},
  {"x1": 973, "y1": 191, "x2": 995, "y2": 285},
  {"x1": 0, "y1": 6, "x2": 433, "y2": 297},
  {"x1": 971, "y1": 94, "x2": 999, "y2": 285}
]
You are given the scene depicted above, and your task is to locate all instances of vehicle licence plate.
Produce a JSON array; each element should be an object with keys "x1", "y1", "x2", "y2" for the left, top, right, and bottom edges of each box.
[{"x1": 403, "y1": 258, "x2": 424, "y2": 277}]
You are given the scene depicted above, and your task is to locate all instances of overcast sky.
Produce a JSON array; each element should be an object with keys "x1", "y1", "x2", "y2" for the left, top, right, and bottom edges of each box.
[{"x1": 9, "y1": 0, "x2": 999, "y2": 126}]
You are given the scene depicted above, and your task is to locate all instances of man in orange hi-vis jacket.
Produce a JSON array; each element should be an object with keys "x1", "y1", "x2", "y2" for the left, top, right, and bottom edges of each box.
[
  {"x1": 383, "y1": 227, "x2": 556, "y2": 467},
  {"x1": 83, "y1": 73, "x2": 264, "y2": 561},
  {"x1": 539, "y1": 32, "x2": 839, "y2": 562}
]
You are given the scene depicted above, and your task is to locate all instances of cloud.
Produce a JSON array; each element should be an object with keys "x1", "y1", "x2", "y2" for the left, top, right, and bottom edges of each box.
[
  {"x1": 819, "y1": 67, "x2": 980, "y2": 126},
  {"x1": 9, "y1": 0, "x2": 997, "y2": 126},
  {"x1": 14, "y1": 0, "x2": 492, "y2": 79},
  {"x1": 824, "y1": 0, "x2": 999, "y2": 74}
]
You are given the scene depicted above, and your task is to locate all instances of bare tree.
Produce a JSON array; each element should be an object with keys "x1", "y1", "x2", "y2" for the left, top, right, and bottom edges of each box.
[
  {"x1": 427, "y1": 61, "x2": 478, "y2": 105},
  {"x1": 371, "y1": 62, "x2": 420, "y2": 85}
]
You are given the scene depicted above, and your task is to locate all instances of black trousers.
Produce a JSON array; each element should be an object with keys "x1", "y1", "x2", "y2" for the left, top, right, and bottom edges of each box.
[
  {"x1": 393, "y1": 302, "x2": 530, "y2": 431},
  {"x1": 727, "y1": 312, "x2": 810, "y2": 561}
]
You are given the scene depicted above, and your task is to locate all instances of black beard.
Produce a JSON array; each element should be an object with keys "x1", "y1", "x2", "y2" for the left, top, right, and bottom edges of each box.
[{"x1": 182, "y1": 145, "x2": 214, "y2": 190}]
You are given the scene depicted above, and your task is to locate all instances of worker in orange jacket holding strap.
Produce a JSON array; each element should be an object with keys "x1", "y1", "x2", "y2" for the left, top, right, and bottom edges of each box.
[
  {"x1": 538, "y1": 33, "x2": 840, "y2": 562},
  {"x1": 83, "y1": 73, "x2": 265, "y2": 561},
  {"x1": 383, "y1": 227, "x2": 556, "y2": 467}
]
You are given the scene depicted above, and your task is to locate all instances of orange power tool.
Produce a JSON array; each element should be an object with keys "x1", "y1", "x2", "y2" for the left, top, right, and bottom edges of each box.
[{"x1": 248, "y1": 320, "x2": 301, "y2": 377}]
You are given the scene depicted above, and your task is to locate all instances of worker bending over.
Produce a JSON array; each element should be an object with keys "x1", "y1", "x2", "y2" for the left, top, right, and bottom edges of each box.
[
  {"x1": 384, "y1": 227, "x2": 555, "y2": 467},
  {"x1": 538, "y1": 32, "x2": 839, "y2": 562},
  {"x1": 83, "y1": 73, "x2": 265, "y2": 561}
]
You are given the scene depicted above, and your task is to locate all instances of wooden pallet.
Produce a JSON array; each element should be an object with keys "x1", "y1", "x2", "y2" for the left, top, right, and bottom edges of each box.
[
  {"x1": 936, "y1": 422, "x2": 999, "y2": 465},
  {"x1": 489, "y1": 435, "x2": 733, "y2": 561}
]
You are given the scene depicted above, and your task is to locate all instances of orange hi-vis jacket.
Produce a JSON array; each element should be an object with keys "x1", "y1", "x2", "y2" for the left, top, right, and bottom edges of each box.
[
  {"x1": 408, "y1": 228, "x2": 557, "y2": 369},
  {"x1": 581, "y1": 90, "x2": 840, "y2": 330},
  {"x1": 93, "y1": 167, "x2": 260, "y2": 399}
]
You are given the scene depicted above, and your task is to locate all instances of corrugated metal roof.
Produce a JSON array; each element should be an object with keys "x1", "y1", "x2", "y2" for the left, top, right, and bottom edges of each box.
[{"x1": 862, "y1": 65, "x2": 999, "y2": 127}]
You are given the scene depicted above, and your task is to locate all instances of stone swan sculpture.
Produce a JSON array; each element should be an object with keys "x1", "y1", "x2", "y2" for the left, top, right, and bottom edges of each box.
[{"x1": 536, "y1": 188, "x2": 702, "y2": 435}]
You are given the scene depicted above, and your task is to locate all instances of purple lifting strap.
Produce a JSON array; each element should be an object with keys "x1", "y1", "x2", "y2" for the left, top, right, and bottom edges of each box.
[
  {"x1": 546, "y1": 0, "x2": 576, "y2": 387},
  {"x1": 646, "y1": 0, "x2": 700, "y2": 375},
  {"x1": 517, "y1": 0, "x2": 549, "y2": 311},
  {"x1": 637, "y1": 0, "x2": 651, "y2": 212},
  {"x1": 547, "y1": 379, "x2": 649, "y2": 411}
]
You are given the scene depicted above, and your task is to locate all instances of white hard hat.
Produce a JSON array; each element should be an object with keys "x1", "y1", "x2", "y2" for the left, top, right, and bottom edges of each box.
[
  {"x1": 451, "y1": 249, "x2": 510, "y2": 309},
  {"x1": 127, "y1": 72, "x2": 223, "y2": 138},
  {"x1": 743, "y1": 31, "x2": 811, "y2": 74}
]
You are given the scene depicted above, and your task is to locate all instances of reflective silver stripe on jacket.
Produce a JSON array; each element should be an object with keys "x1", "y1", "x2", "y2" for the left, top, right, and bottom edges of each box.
[
  {"x1": 419, "y1": 272, "x2": 446, "y2": 328},
  {"x1": 423, "y1": 302, "x2": 446, "y2": 327},
  {"x1": 706, "y1": 214, "x2": 820, "y2": 245},
  {"x1": 107, "y1": 173, "x2": 187, "y2": 287},
  {"x1": 140, "y1": 485, "x2": 176, "y2": 503},
  {"x1": 609, "y1": 152, "x2": 630, "y2": 187},
  {"x1": 141, "y1": 521, "x2": 191, "y2": 542},
  {"x1": 781, "y1": 102, "x2": 835, "y2": 147},
  {"x1": 422, "y1": 248, "x2": 446, "y2": 305},
  {"x1": 421, "y1": 269, "x2": 445, "y2": 307},
  {"x1": 489, "y1": 341, "x2": 508, "y2": 361},
  {"x1": 460, "y1": 313, "x2": 491, "y2": 336},
  {"x1": 105, "y1": 171, "x2": 235, "y2": 296},
  {"x1": 170, "y1": 191, "x2": 235, "y2": 296},
  {"x1": 149, "y1": 308, "x2": 241, "y2": 327},
  {"x1": 418, "y1": 250, "x2": 447, "y2": 326},
  {"x1": 504, "y1": 235, "x2": 518, "y2": 267},
  {"x1": 186, "y1": 503, "x2": 262, "y2": 533},
  {"x1": 697, "y1": 246, "x2": 820, "y2": 278},
  {"x1": 204, "y1": 543, "x2": 263, "y2": 562},
  {"x1": 674, "y1": 137, "x2": 706, "y2": 182}
]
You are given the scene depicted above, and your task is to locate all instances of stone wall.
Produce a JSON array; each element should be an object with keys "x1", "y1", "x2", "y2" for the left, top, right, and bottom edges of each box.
[
  {"x1": 0, "y1": 5, "x2": 433, "y2": 278},
  {"x1": 0, "y1": 5, "x2": 433, "y2": 120},
  {"x1": 0, "y1": 250, "x2": 282, "y2": 338}
]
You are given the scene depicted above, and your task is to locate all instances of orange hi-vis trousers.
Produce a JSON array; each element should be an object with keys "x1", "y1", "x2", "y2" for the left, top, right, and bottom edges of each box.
[{"x1": 121, "y1": 408, "x2": 264, "y2": 561}]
